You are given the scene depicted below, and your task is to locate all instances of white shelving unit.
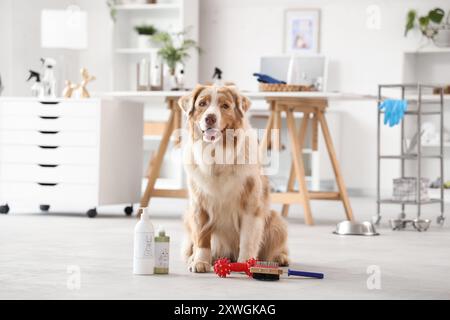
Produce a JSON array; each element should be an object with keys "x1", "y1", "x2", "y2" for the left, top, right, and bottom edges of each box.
[
  {"x1": 112, "y1": 0, "x2": 199, "y2": 91},
  {"x1": 115, "y1": 48, "x2": 159, "y2": 54},
  {"x1": 429, "y1": 188, "x2": 450, "y2": 203},
  {"x1": 401, "y1": 46, "x2": 450, "y2": 199},
  {"x1": 111, "y1": 0, "x2": 199, "y2": 190},
  {"x1": 423, "y1": 142, "x2": 450, "y2": 148},
  {"x1": 114, "y1": 3, "x2": 181, "y2": 11},
  {"x1": 403, "y1": 46, "x2": 450, "y2": 54}
]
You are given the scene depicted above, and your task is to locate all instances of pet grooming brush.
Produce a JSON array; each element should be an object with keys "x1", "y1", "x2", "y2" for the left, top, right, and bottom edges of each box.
[
  {"x1": 249, "y1": 261, "x2": 283, "y2": 281},
  {"x1": 250, "y1": 262, "x2": 325, "y2": 281},
  {"x1": 213, "y1": 258, "x2": 256, "y2": 278}
]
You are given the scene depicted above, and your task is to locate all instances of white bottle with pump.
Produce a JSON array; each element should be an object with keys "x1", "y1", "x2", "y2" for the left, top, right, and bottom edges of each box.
[{"x1": 133, "y1": 208, "x2": 155, "y2": 275}]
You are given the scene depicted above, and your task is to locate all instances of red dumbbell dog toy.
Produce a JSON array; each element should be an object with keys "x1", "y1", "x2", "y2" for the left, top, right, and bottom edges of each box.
[{"x1": 213, "y1": 258, "x2": 256, "y2": 278}]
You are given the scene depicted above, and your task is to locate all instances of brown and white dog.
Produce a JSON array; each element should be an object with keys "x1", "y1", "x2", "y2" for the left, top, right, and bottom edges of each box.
[{"x1": 178, "y1": 85, "x2": 289, "y2": 273}]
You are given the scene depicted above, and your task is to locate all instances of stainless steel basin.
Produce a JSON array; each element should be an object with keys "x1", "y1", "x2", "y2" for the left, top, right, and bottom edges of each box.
[
  {"x1": 333, "y1": 220, "x2": 379, "y2": 236},
  {"x1": 389, "y1": 218, "x2": 431, "y2": 231}
]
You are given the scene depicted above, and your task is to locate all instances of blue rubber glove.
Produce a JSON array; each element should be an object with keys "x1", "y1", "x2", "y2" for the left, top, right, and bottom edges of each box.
[
  {"x1": 252, "y1": 73, "x2": 286, "y2": 84},
  {"x1": 380, "y1": 100, "x2": 393, "y2": 125},
  {"x1": 379, "y1": 99, "x2": 408, "y2": 127},
  {"x1": 391, "y1": 101, "x2": 401, "y2": 126},
  {"x1": 392, "y1": 100, "x2": 407, "y2": 126},
  {"x1": 396, "y1": 100, "x2": 408, "y2": 125}
]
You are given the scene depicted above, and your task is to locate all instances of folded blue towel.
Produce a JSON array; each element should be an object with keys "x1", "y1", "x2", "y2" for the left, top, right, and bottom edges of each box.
[
  {"x1": 253, "y1": 73, "x2": 286, "y2": 84},
  {"x1": 379, "y1": 99, "x2": 408, "y2": 127}
]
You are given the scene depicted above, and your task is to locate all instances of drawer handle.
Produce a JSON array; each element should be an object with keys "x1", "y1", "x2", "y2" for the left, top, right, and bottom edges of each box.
[
  {"x1": 39, "y1": 116, "x2": 59, "y2": 120},
  {"x1": 37, "y1": 183, "x2": 58, "y2": 187},
  {"x1": 39, "y1": 101, "x2": 60, "y2": 105},
  {"x1": 38, "y1": 164, "x2": 59, "y2": 168},
  {"x1": 38, "y1": 145, "x2": 59, "y2": 149},
  {"x1": 38, "y1": 131, "x2": 59, "y2": 135}
]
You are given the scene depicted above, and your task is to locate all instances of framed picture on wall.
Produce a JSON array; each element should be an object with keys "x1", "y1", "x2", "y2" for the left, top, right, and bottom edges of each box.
[{"x1": 284, "y1": 9, "x2": 320, "y2": 55}]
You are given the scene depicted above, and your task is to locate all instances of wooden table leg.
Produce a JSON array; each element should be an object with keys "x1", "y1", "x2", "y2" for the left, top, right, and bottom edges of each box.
[
  {"x1": 285, "y1": 109, "x2": 314, "y2": 225},
  {"x1": 140, "y1": 108, "x2": 176, "y2": 210},
  {"x1": 273, "y1": 109, "x2": 282, "y2": 150},
  {"x1": 260, "y1": 110, "x2": 274, "y2": 152},
  {"x1": 312, "y1": 113, "x2": 319, "y2": 151},
  {"x1": 317, "y1": 110, "x2": 354, "y2": 221},
  {"x1": 282, "y1": 112, "x2": 310, "y2": 217},
  {"x1": 173, "y1": 100, "x2": 182, "y2": 147}
]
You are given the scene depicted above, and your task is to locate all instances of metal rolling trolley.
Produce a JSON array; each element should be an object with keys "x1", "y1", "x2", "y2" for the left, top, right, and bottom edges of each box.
[{"x1": 374, "y1": 84, "x2": 445, "y2": 231}]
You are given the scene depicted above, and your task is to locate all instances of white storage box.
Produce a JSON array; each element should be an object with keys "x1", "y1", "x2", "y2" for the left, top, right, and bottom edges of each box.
[{"x1": 393, "y1": 177, "x2": 429, "y2": 202}]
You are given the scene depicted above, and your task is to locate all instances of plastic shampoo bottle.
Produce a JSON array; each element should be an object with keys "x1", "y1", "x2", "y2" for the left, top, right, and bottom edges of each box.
[{"x1": 133, "y1": 208, "x2": 155, "y2": 275}]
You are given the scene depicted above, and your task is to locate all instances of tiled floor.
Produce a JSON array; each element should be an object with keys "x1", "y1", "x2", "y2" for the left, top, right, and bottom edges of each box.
[{"x1": 0, "y1": 197, "x2": 449, "y2": 299}]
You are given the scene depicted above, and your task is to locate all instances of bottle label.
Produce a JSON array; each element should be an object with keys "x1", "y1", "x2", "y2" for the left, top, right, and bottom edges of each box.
[
  {"x1": 134, "y1": 232, "x2": 154, "y2": 259},
  {"x1": 155, "y1": 242, "x2": 169, "y2": 269}
]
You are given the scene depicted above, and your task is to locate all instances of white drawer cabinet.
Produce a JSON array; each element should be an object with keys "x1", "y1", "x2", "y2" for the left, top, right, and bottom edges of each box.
[
  {"x1": 0, "y1": 130, "x2": 98, "y2": 147},
  {"x1": 0, "y1": 100, "x2": 99, "y2": 117},
  {"x1": 0, "y1": 182, "x2": 98, "y2": 208},
  {"x1": 0, "y1": 164, "x2": 98, "y2": 184},
  {"x1": 0, "y1": 115, "x2": 99, "y2": 131},
  {"x1": 0, "y1": 98, "x2": 143, "y2": 217},
  {"x1": 0, "y1": 145, "x2": 99, "y2": 164}
]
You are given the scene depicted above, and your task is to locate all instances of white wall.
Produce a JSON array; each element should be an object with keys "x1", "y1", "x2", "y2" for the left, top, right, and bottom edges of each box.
[
  {"x1": 199, "y1": 0, "x2": 449, "y2": 194},
  {"x1": 199, "y1": 0, "x2": 448, "y2": 91},
  {"x1": 77, "y1": 0, "x2": 114, "y2": 92},
  {"x1": 0, "y1": 0, "x2": 112, "y2": 96},
  {"x1": 0, "y1": 0, "x2": 12, "y2": 96},
  {"x1": 5, "y1": 0, "x2": 79, "y2": 95},
  {"x1": 0, "y1": 0, "x2": 448, "y2": 194}
]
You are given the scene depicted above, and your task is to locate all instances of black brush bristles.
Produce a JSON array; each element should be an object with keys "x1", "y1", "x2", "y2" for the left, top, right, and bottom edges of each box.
[
  {"x1": 252, "y1": 272, "x2": 280, "y2": 281},
  {"x1": 250, "y1": 263, "x2": 283, "y2": 281}
]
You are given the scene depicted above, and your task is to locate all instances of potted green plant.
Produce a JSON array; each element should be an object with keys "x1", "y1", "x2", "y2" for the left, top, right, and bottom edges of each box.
[
  {"x1": 153, "y1": 29, "x2": 199, "y2": 89},
  {"x1": 405, "y1": 8, "x2": 450, "y2": 47},
  {"x1": 134, "y1": 24, "x2": 159, "y2": 49},
  {"x1": 106, "y1": 0, "x2": 118, "y2": 22}
]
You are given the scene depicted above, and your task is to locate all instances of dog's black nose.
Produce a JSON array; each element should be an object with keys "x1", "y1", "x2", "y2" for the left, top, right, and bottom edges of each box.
[{"x1": 205, "y1": 114, "x2": 216, "y2": 126}]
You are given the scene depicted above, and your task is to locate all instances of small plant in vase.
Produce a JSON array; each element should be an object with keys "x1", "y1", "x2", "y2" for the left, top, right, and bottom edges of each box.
[
  {"x1": 153, "y1": 29, "x2": 199, "y2": 90},
  {"x1": 405, "y1": 8, "x2": 450, "y2": 48},
  {"x1": 134, "y1": 24, "x2": 159, "y2": 49}
]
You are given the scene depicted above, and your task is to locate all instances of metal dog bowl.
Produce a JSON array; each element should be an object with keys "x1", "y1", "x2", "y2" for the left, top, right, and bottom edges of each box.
[
  {"x1": 333, "y1": 220, "x2": 379, "y2": 236},
  {"x1": 389, "y1": 219, "x2": 407, "y2": 230},
  {"x1": 389, "y1": 218, "x2": 431, "y2": 231},
  {"x1": 412, "y1": 219, "x2": 431, "y2": 231}
]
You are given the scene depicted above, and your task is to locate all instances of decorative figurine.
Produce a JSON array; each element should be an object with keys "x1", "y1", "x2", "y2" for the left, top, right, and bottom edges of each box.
[
  {"x1": 77, "y1": 68, "x2": 96, "y2": 98},
  {"x1": 62, "y1": 80, "x2": 79, "y2": 98}
]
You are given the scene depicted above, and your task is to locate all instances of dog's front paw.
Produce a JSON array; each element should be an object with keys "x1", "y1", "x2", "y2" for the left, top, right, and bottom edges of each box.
[
  {"x1": 188, "y1": 260, "x2": 211, "y2": 273},
  {"x1": 274, "y1": 253, "x2": 290, "y2": 267},
  {"x1": 237, "y1": 252, "x2": 255, "y2": 263}
]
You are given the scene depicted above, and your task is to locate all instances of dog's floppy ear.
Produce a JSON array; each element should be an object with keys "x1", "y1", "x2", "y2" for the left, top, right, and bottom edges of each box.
[
  {"x1": 178, "y1": 85, "x2": 205, "y2": 116},
  {"x1": 240, "y1": 95, "x2": 251, "y2": 114},
  {"x1": 226, "y1": 85, "x2": 251, "y2": 117}
]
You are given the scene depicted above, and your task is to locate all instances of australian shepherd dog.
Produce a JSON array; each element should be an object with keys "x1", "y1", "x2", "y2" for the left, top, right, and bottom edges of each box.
[{"x1": 178, "y1": 85, "x2": 289, "y2": 272}]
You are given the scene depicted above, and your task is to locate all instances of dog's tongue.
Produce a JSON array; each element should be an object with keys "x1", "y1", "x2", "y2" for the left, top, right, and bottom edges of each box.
[{"x1": 203, "y1": 128, "x2": 221, "y2": 142}]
